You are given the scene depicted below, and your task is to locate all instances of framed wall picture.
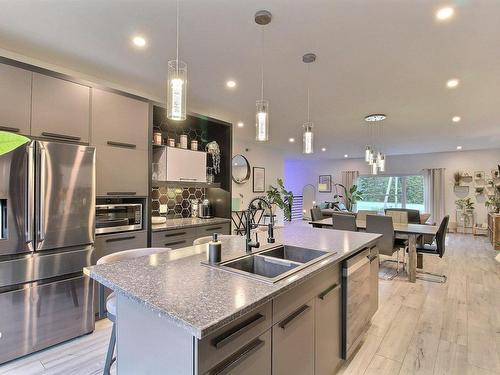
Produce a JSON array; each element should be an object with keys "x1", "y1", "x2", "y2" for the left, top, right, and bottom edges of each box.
[
  {"x1": 474, "y1": 171, "x2": 485, "y2": 180},
  {"x1": 318, "y1": 175, "x2": 332, "y2": 193},
  {"x1": 253, "y1": 167, "x2": 266, "y2": 193}
]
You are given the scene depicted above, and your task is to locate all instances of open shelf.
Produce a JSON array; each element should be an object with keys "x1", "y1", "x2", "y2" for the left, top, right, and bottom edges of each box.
[{"x1": 152, "y1": 180, "x2": 221, "y2": 189}]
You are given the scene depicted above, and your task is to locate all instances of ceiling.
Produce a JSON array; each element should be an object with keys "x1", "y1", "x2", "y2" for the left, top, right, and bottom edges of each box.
[{"x1": 0, "y1": 0, "x2": 499, "y2": 159}]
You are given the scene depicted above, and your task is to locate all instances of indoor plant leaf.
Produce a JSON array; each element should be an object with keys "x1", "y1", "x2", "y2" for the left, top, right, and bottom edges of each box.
[{"x1": 0, "y1": 131, "x2": 30, "y2": 156}]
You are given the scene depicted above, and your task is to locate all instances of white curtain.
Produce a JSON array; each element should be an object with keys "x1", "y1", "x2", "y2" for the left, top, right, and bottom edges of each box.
[{"x1": 423, "y1": 168, "x2": 445, "y2": 224}]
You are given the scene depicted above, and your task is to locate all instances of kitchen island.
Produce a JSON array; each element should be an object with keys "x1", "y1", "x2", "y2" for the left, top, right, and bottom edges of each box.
[{"x1": 85, "y1": 226, "x2": 380, "y2": 375}]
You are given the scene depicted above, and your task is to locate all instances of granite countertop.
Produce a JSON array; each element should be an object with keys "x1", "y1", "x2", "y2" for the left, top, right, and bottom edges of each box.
[
  {"x1": 151, "y1": 217, "x2": 231, "y2": 231},
  {"x1": 85, "y1": 226, "x2": 380, "y2": 339}
]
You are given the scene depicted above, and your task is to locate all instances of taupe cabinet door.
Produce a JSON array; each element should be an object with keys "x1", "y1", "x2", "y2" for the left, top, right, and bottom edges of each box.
[
  {"x1": 315, "y1": 283, "x2": 342, "y2": 375},
  {"x1": 273, "y1": 302, "x2": 315, "y2": 375},
  {"x1": 31, "y1": 73, "x2": 90, "y2": 142},
  {"x1": 0, "y1": 64, "x2": 32, "y2": 135},
  {"x1": 95, "y1": 143, "x2": 148, "y2": 196},
  {"x1": 91, "y1": 89, "x2": 148, "y2": 148}
]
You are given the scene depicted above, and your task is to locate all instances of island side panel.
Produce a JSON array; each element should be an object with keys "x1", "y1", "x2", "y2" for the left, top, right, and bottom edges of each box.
[{"x1": 116, "y1": 294, "x2": 195, "y2": 375}]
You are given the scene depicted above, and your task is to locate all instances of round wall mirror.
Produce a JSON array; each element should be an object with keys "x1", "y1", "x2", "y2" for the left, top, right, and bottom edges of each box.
[{"x1": 232, "y1": 155, "x2": 251, "y2": 184}]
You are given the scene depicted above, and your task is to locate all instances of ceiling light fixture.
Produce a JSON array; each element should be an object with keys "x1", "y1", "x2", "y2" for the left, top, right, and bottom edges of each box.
[
  {"x1": 436, "y1": 6, "x2": 454, "y2": 21},
  {"x1": 226, "y1": 80, "x2": 236, "y2": 88},
  {"x1": 166, "y1": 0, "x2": 187, "y2": 121},
  {"x1": 456, "y1": 146, "x2": 462, "y2": 150},
  {"x1": 446, "y1": 79, "x2": 459, "y2": 88},
  {"x1": 364, "y1": 114, "x2": 386, "y2": 122},
  {"x1": 302, "y1": 53, "x2": 316, "y2": 154},
  {"x1": 237, "y1": 122, "x2": 244, "y2": 128},
  {"x1": 452, "y1": 116, "x2": 461, "y2": 123},
  {"x1": 344, "y1": 154, "x2": 348, "y2": 158},
  {"x1": 289, "y1": 138, "x2": 295, "y2": 143},
  {"x1": 255, "y1": 10, "x2": 272, "y2": 142},
  {"x1": 132, "y1": 35, "x2": 147, "y2": 48},
  {"x1": 321, "y1": 147, "x2": 326, "y2": 152}
]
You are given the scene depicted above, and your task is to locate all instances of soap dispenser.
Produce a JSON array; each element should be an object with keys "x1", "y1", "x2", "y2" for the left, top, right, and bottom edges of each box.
[{"x1": 208, "y1": 233, "x2": 222, "y2": 264}]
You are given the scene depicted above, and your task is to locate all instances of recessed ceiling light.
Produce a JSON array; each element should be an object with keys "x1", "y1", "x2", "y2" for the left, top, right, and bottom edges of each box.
[
  {"x1": 289, "y1": 138, "x2": 295, "y2": 143},
  {"x1": 132, "y1": 35, "x2": 147, "y2": 48},
  {"x1": 452, "y1": 116, "x2": 461, "y2": 123},
  {"x1": 436, "y1": 6, "x2": 454, "y2": 21},
  {"x1": 237, "y1": 122, "x2": 244, "y2": 128},
  {"x1": 226, "y1": 80, "x2": 237, "y2": 88},
  {"x1": 364, "y1": 114, "x2": 386, "y2": 122},
  {"x1": 446, "y1": 79, "x2": 459, "y2": 88},
  {"x1": 321, "y1": 147, "x2": 326, "y2": 152},
  {"x1": 456, "y1": 146, "x2": 462, "y2": 150},
  {"x1": 344, "y1": 154, "x2": 348, "y2": 158}
]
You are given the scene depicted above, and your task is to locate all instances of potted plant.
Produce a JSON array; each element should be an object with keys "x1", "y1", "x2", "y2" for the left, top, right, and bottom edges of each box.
[
  {"x1": 455, "y1": 197, "x2": 474, "y2": 211},
  {"x1": 333, "y1": 184, "x2": 363, "y2": 212},
  {"x1": 265, "y1": 178, "x2": 294, "y2": 221},
  {"x1": 485, "y1": 195, "x2": 500, "y2": 213},
  {"x1": 453, "y1": 172, "x2": 461, "y2": 187}
]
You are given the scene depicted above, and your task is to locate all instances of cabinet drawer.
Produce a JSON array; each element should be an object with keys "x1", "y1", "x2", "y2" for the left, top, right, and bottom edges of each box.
[
  {"x1": 197, "y1": 301, "x2": 272, "y2": 374},
  {"x1": 94, "y1": 231, "x2": 148, "y2": 262},
  {"x1": 31, "y1": 73, "x2": 90, "y2": 142},
  {"x1": 151, "y1": 236, "x2": 195, "y2": 249},
  {"x1": 91, "y1": 89, "x2": 149, "y2": 149},
  {"x1": 197, "y1": 223, "x2": 231, "y2": 236},
  {"x1": 95, "y1": 144, "x2": 148, "y2": 196},
  {"x1": 152, "y1": 227, "x2": 199, "y2": 246},
  {"x1": 273, "y1": 263, "x2": 340, "y2": 325},
  {"x1": 0, "y1": 64, "x2": 31, "y2": 135}
]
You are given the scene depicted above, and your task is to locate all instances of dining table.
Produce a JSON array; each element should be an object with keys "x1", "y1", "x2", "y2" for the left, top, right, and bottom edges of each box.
[{"x1": 309, "y1": 218, "x2": 439, "y2": 283}]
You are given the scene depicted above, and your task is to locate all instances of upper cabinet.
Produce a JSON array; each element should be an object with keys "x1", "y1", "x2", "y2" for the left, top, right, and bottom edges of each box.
[
  {"x1": 91, "y1": 89, "x2": 149, "y2": 149},
  {"x1": 166, "y1": 147, "x2": 207, "y2": 183},
  {"x1": 0, "y1": 64, "x2": 32, "y2": 135},
  {"x1": 31, "y1": 73, "x2": 90, "y2": 142}
]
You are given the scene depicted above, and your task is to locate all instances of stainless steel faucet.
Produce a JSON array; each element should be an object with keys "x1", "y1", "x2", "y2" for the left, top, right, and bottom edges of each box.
[{"x1": 245, "y1": 197, "x2": 275, "y2": 253}]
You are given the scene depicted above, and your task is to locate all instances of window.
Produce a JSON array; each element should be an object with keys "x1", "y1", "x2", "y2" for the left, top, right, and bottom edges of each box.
[{"x1": 356, "y1": 175, "x2": 425, "y2": 212}]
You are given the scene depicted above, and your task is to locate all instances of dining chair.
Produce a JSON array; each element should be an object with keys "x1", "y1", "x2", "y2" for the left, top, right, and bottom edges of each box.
[
  {"x1": 97, "y1": 247, "x2": 171, "y2": 375},
  {"x1": 310, "y1": 207, "x2": 324, "y2": 221},
  {"x1": 384, "y1": 208, "x2": 421, "y2": 224},
  {"x1": 193, "y1": 234, "x2": 241, "y2": 245},
  {"x1": 366, "y1": 215, "x2": 408, "y2": 280},
  {"x1": 356, "y1": 210, "x2": 377, "y2": 221},
  {"x1": 414, "y1": 215, "x2": 449, "y2": 283},
  {"x1": 331, "y1": 213, "x2": 357, "y2": 231},
  {"x1": 385, "y1": 210, "x2": 408, "y2": 224}
]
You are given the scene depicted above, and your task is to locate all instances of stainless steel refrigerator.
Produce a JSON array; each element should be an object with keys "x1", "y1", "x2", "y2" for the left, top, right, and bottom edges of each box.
[{"x1": 0, "y1": 139, "x2": 95, "y2": 364}]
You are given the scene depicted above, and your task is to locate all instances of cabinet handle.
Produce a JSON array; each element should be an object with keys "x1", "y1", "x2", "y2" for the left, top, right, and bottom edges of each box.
[
  {"x1": 164, "y1": 240, "x2": 186, "y2": 247},
  {"x1": 106, "y1": 192, "x2": 137, "y2": 196},
  {"x1": 212, "y1": 313, "x2": 265, "y2": 349},
  {"x1": 179, "y1": 178, "x2": 197, "y2": 181},
  {"x1": 107, "y1": 141, "x2": 137, "y2": 149},
  {"x1": 205, "y1": 226, "x2": 222, "y2": 232},
  {"x1": 208, "y1": 338, "x2": 265, "y2": 375},
  {"x1": 0, "y1": 126, "x2": 20, "y2": 133},
  {"x1": 279, "y1": 304, "x2": 310, "y2": 330},
  {"x1": 41, "y1": 132, "x2": 81, "y2": 141},
  {"x1": 318, "y1": 283, "x2": 340, "y2": 300},
  {"x1": 165, "y1": 231, "x2": 187, "y2": 237},
  {"x1": 105, "y1": 235, "x2": 136, "y2": 243}
]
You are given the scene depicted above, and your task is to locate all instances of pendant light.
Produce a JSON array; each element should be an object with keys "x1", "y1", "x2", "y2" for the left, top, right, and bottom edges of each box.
[
  {"x1": 364, "y1": 114, "x2": 387, "y2": 174},
  {"x1": 167, "y1": 0, "x2": 187, "y2": 121},
  {"x1": 302, "y1": 53, "x2": 316, "y2": 154},
  {"x1": 255, "y1": 10, "x2": 272, "y2": 141}
]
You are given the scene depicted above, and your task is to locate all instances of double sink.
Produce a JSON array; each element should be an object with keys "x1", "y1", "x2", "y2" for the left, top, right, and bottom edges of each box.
[{"x1": 210, "y1": 245, "x2": 334, "y2": 283}]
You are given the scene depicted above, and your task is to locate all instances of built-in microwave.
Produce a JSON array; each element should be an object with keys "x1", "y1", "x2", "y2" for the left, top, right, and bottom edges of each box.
[{"x1": 96, "y1": 203, "x2": 143, "y2": 235}]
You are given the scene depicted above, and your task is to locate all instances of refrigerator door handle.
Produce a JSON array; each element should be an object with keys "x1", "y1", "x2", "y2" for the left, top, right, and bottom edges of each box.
[
  {"x1": 38, "y1": 146, "x2": 46, "y2": 242},
  {"x1": 26, "y1": 144, "x2": 34, "y2": 243}
]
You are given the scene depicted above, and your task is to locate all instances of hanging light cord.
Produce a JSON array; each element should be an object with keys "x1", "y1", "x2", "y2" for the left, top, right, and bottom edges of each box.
[
  {"x1": 307, "y1": 63, "x2": 310, "y2": 123},
  {"x1": 176, "y1": 0, "x2": 180, "y2": 71},
  {"x1": 260, "y1": 28, "x2": 264, "y2": 101}
]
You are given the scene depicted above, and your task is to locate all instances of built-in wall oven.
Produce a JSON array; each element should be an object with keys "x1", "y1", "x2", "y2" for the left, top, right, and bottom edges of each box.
[{"x1": 96, "y1": 203, "x2": 143, "y2": 234}]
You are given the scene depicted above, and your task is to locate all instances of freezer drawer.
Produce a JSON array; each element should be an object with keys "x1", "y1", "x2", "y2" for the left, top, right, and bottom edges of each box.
[{"x1": 0, "y1": 275, "x2": 94, "y2": 365}]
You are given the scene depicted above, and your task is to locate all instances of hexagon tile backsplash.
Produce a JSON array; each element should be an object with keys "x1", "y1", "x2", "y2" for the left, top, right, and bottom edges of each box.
[{"x1": 151, "y1": 186, "x2": 206, "y2": 218}]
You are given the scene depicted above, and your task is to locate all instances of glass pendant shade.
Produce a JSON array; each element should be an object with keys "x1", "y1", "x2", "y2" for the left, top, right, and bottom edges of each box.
[
  {"x1": 371, "y1": 161, "x2": 378, "y2": 175},
  {"x1": 255, "y1": 100, "x2": 269, "y2": 141},
  {"x1": 167, "y1": 60, "x2": 187, "y2": 121},
  {"x1": 365, "y1": 146, "x2": 371, "y2": 162},
  {"x1": 303, "y1": 122, "x2": 314, "y2": 154},
  {"x1": 379, "y1": 154, "x2": 386, "y2": 172}
]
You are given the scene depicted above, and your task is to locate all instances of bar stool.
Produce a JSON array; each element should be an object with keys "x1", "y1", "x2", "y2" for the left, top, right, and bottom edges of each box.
[{"x1": 97, "y1": 247, "x2": 171, "y2": 375}]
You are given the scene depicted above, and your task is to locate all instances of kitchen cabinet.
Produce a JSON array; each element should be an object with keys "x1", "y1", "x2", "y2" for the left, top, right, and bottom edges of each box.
[
  {"x1": 151, "y1": 223, "x2": 231, "y2": 249},
  {"x1": 91, "y1": 88, "x2": 149, "y2": 149},
  {"x1": 31, "y1": 73, "x2": 90, "y2": 142},
  {"x1": 0, "y1": 63, "x2": 32, "y2": 135},
  {"x1": 166, "y1": 146, "x2": 207, "y2": 183},
  {"x1": 488, "y1": 213, "x2": 500, "y2": 250},
  {"x1": 273, "y1": 301, "x2": 315, "y2": 375},
  {"x1": 95, "y1": 143, "x2": 148, "y2": 196},
  {"x1": 315, "y1": 283, "x2": 342, "y2": 375}
]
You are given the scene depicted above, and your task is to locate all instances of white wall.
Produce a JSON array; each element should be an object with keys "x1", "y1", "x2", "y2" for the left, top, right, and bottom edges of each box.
[
  {"x1": 232, "y1": 140, "x2": 285, "y2": 225},
  {"x1": 285, "y1": 148, "x2": 500, "y2": 225}
]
